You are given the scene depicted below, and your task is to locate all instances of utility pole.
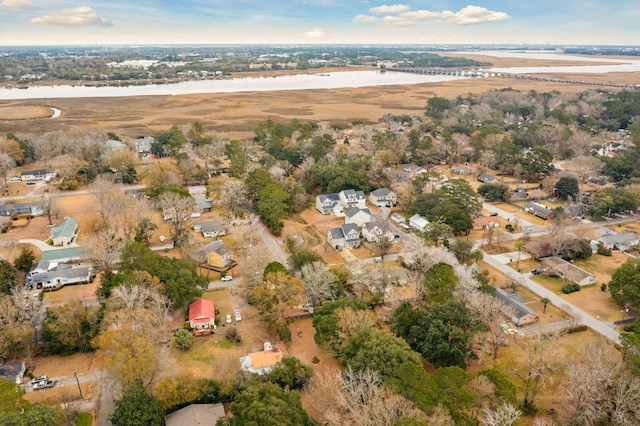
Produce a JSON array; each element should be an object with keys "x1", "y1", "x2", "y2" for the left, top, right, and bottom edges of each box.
[{"x1": 73, "y1": 369, "x2": 83, "y2": 399}]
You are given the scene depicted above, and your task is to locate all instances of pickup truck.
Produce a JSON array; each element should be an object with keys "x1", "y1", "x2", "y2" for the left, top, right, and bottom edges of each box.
[{"x1": 33, "y1": 380, "x2": 55, "y2": 391}]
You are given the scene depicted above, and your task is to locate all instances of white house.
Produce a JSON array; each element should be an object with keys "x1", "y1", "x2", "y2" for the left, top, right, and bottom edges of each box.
[
  {"x1": 362, "y1": 221, "x2": 395, "y2": 243},
  {"x1": 193, "y1": 221, "x2": 226, "y2": 238},
  {"x1": 28, "y1": 261, "x2": 92, "y2": 290},
  {"x1": 134, "y1": 136, "x2": 154, "y2": 154},
  {"x1": 327, "y1": 223, "x2": 361, "y2": 249},
  {"x1": 339, "y1": 189, "x2": 366, "y2": 209},
  {"x1": 240, "y1": 342, "x2": 283, "y2": 375},
  {"x1": 20, "y1": 169, "x2": 56, "y2": 182},
  {"x1": 315, "y1": 193, "x2": 342, "y2": 216},
  {"x1": 596, "y1": 232, "x2": 640, "y2": 251},
  {"x1": 50, "y1": 217, "x2": 78, "y2": 246},
  {"x1": 344, "y1": 207, "x2": 372, "y2": 228},
  {"x1": 409, "y1": 214, "x2": 430, "y2": 232},
  {"x1": 369, "y1": 188, "x2": 397, "y2": 207}
]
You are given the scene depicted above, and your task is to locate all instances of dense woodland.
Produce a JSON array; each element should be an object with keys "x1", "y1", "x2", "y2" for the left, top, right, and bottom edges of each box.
[{"x1": 2, "y1": 87, "x2": 640, "y2": 424}]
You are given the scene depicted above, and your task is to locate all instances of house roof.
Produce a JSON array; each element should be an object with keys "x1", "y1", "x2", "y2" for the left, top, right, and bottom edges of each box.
[
  {"x1": 345, "y1": 207, "x2": 371, "y2": 219},
  {"x1": 0, "y1": 201, "x2": 45, "y2": 215},
  {"x1": 21, "y1": 169, "x2": 53, "y2": 176},
  {"x1": 193, "y1": 195, "x2": 213, "y2": 210},
  {"x1": 51, "y1": 218, "x2": 78, "y2": 240},
  {"x1": 249, "y1": 348, "x2": 283, "y2": 368},
  {"x1": 193, "y1": 240, "x2": 230, "y2": 256},
  {"x1": 340, "y1": 223, "x2": 360, "y2": 237},
  {"x1": 189, "y1": 299, "x2": 215, "y2": 322},
  {"x1": 597, "y1": 232, "x2": 639, "y2": 246},
  {"x1": 340, "y1": 189, "x2": 365, "y2": 199},
  {"x1": 187, "y1": 186, "x2": 207, "y2": 195},
  {"x1": 541, "y1": 256, "x2": 595, "y2": 284},
  {"x1": 328, "y1": 227, "x2": 344, "y2": 240},
  {"x1": 198, "y1": 221, "x2": 225, "y2": 233},
  {"x1": 0, "y1": 362, "x2": 24, "y2": 383},
  {"x1": 40, "y1": 246, "x2": 86, "y2": 262},
  {"x1": 409, "y1": 214, "x2": 430, "y2": 228},
  {"x1": 165, "y1": 404, "x2": 226, "y2": 426},
  {"x1": 478, "y1": 173, "x2": 496, "y2": 181},
  {"x1": 370, "y1": 188, "x2": 392, "y2": 197},
  {"x1": 494, "y1": 287, "x2": 537, "y2": 319},
  {"x1": 318, "y1": 193, "x2": 340, "y2": 202},
  {"x1": 31, "y1": 264, "x2": 91, "y2": 283},
  {"x1": 106, "y1": 139, "x2": 127, "y2": 151},
  {"x1": 451, "y1": 166, "x2": 471, "y2": 173},
  {"x1": 525, "y1": 202, "x2": 553, "y2": 217}
]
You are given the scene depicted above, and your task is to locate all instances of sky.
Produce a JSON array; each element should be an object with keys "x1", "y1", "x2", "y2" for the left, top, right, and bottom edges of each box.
[{"x1": 0, "y1": 1, "x2": 639, "y2": 46}]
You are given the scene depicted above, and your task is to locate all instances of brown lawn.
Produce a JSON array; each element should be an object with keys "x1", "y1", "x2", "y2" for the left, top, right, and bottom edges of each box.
[
  {"x1": 0, "y1": 105, "x2": 53, "y2": 120},
  {"x1": 24, "y1": 382, "x2": 97, "y2": 405}
]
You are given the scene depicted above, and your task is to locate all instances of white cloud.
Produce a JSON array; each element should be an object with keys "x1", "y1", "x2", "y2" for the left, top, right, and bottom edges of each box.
[
  {"x1": 29, "y1": 6, "x2": 113, "y2": 27},
  {"x1": 0, "y1": 0, "x2": 39, "y2": 9},
  {"x1": 353, "y1": 14, "x2": 378, "y2": 23},
  {"x1": 304, "y1": 28, "x2": 326, "y2": 38},
  {"x1": 400, "y1": 6, "x2": 510, "y2": 25},
  {"x1": 383, "y1": 16, "x2": 414, "y2": 27},
  {"x1": 369, "y1": 4, "x2": 410, "y2": 14}
]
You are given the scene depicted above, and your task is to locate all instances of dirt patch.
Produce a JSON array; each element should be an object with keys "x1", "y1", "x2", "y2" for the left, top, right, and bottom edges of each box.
[
  {"x1": 285, "y1": 318, "x2": 340, "y2": 374},
  {"x1": 0, "y1": 105, "x2": 53, "y2": 120},
  {"x1": 43, "y1": 275, "x2": 100, "y2": 307},
  {"x1": 30, "y1": 352, "x2": 96, "y2": 377}
]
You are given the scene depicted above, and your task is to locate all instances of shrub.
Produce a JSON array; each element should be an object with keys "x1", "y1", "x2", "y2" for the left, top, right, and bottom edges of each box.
[
  {"x1": 76, "y1": 412, "x2": 92, "y2": 426},
  {"x1": 601, "y1": 283, "x2": 608, "y2": 291},
  {"x1": 311, "y1": 356, "x2": 320, "y2": 364},
  {"x1": 277, "y1": 326, "x2": 292, "y2": 342},
  {"x1": 505, "y1": 224, "x2": 514, "y2": 232},
  {"x1": 561, "y1": 283, "x2": 581, "y2": 294},
  {"x1": 174, "y1": 329, "x2": 194, "y2": 351},
  {"x1": 597, "y1": 245, "x2": 612, "y2": 256},
  {"x1": 565, "y1": 324, "x2": 588, "y2": 334},
  {"x1": 224, "y1": 327, "x2": 241, "y2": 343}
]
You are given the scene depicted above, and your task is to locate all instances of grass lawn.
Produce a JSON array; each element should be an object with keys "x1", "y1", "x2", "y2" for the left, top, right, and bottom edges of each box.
[{"x1": 490, "y1": 202, "x2": 521, "y2": 213}]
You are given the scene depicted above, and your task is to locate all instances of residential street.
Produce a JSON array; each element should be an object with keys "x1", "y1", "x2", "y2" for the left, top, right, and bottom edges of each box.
[{"x1": 482, "y1": 253, "x2": 620, "y2": 343}]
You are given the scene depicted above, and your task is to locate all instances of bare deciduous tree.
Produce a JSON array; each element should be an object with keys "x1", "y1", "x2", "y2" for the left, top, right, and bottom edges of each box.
[
  {"x1": 89, "y1": 175, "x2": 117, "y2": 219},
  {"x1": 31, "y1": 130, "x2": 63, "y2": 168},
  {"x1": 511, "y1": 331, "x2": 564, "y2": 410},
  {"x1": 0, "y1": 152, "x2": 16, "y2": 186},
  {"x1": 480, "y1": 402, "x2": 522, "y2": 426},
  {"x1": 42, "y1": 194, "x2": 59, "y2": 226},
  {"x1": 300, "y1": 261, "x2": 337, "y2": 306},
  {"x1": 335, "y1": 307, "x2": 377, "y2": 346},
  {"x1": 307, "y1": 367, "x2": 427, "y2": 426},
  {"x1": 471, "y1": 293, "x2": 516, "y2": 362},
  {"x1": 157, "y1": 192, "x2": 196, "y2": 247},
  {"x1": 85, "y1": 226, "x2": 127, "y2": 273},
  {"x1": 219, "y1": 179, "x2": 248, "y2": 211}
]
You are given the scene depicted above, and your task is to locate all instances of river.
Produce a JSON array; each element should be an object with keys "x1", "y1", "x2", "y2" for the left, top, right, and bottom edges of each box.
[{"x1": 1, "y1": 52, "x2": 639, "y2": 100}]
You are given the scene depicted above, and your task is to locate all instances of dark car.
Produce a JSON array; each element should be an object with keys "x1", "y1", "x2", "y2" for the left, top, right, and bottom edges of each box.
[
  {"x1": 531, "y1": 269, "x2": 542, "y2": 276},
  {"x1": 489, "y1": 212, "x2": 499, "y2": 217}
]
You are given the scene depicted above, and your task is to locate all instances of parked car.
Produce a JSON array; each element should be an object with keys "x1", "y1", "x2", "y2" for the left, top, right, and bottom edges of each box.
[
  {"x1": 26, "y1": 182, "x2": 36, "y2": 186},
  {"x1": 531, "y1": 269, "x2": 543, "y2": 276},
  {"x1": 226, "y1": 314, "x2": 232, "y2": 323},
  {"x1": 489, "y1": 212, "x2": 499, "y2": 217},
  {"x1": 221, "y1": 275, "x2": 233, "y2": 282},
  {"x1": 31, "y1": 375, "x2": 48, "y2": 384},
  {"x1": 33, "y1": 380, "x2": 54, "y2": 391},
  {"x1": 234, "y1": 310, "x2": 242, "y2": 322}
]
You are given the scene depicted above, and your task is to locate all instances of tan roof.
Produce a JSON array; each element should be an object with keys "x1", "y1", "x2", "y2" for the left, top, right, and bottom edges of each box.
[{"x1": 249, "y1": 349, "x2": 283, "y2": 368}]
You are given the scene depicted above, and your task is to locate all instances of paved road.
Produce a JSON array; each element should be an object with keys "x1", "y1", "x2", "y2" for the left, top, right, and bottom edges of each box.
[
  {"x1": 482, "y1": 253, "x2": 620, "y2": 343},
  {"x1": 252, "y1": 217, "x2": 288, "y2": 265}
]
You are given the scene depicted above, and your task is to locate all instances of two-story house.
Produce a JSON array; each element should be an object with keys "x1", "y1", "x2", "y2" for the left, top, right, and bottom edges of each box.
[
  {"x1": 189, "y1": 240, "x2": 234, "y2": 268},
  {"x1": 315, "y1": 193, "x2": 342, "y2": 216},
  {"x1": 361, "y1": 221, "x2": 395, "y2": 243},
  {"x1": 344, "y1": 207, "x2": 372, "y2": 228},
  {"x1": 338, "y1": 189, "x2": 366, "y2": 210},
  {"x1": 327, "y1": 223, "x2": 361, "y2": 249},
  {"x1": 368, "y1": 188, "x2": 397, "y2": 207}
]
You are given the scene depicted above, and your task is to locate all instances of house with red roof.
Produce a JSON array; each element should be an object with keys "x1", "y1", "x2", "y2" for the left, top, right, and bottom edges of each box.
[{"x1": 189, "y1": 299, "x2": 215, "y2": 336}]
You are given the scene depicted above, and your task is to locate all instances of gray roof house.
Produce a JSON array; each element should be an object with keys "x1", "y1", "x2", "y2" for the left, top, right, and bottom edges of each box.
[
  {"x1": 165, "y1": 404, "x2": 225, "y2": 426},
  {"x1": 192, "y1": 195, "x2": 214, "y2": 216},
  {"x1": 362, "y1": 221, "x2": 395, "y2": 243},
  {"x1": 105, "y1": 139, "x2": 127, "y2": 151},
  {"x1": 0, "y1": 362, "x2": 25, "y2": 384},
  {"x1": 134, "y1": 136, "x2": 154, "y2": 154},
  {"x1": 596, "y1": 232, "x2": 640, "y2": 251},
  {"x1": 339, "y1": 189, "x2": 366, "y2": 209},
  {"x1": 193, "y1": 221, "x2": 226, "y2": 238},
  {"x1": 369, "y1": 188, "x2": 397, "y2": 207},
  {"x1": 390, "y1": 212, "x2": 406, "y2": 224},
  {"x1": 478, "y1": 173, "x2": 497, "y2": 183},
  {"x1": 409, "y1": 214, "x2": 430, "y2": 232},
  {"x1": 327, "y1": 223, "x2": 361, "y2": 249},
  {"x1": 541, "y1": 256, "x2": 596, "y2": 287},
  {"x1": 524, "y1": 202, "x2": 553, "y2": 220},
  {"x1": 451, "y1": 166, "x2": 472, "y2": 175},
  {"x1": 315, "y1": 193, "x2": 343, "y2": 216},
  {"x1": 494, "y1": 287, "x2": 539, "y2": 326},
  {"x1": 29, "y1": 263, "x2": 92, "y2": 290},
  {"x1": 189, "y1": 240, "x2": 234, "y2": 268},
  {"x1": 0, "y1": 201, "x2": 44, "y2": 216},
  {"x1": 20, "y1": 169, "x2": 55, "y2": 181},
  {"x1": 50, "y1": 217, "x2": 78, "y2": 246},
  {"x1": 344, "y1": 207, "x2": 372, "y2": 228}
]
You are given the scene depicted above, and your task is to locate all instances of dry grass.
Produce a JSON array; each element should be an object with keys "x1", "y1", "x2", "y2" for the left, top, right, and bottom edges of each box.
[
  {"x1": 24, "y1": 382, "x2": 97, "y2": 405},
  {"x1": 43, "y1": 275, "x2": 100, "y2": 307},
  {"x1": 30, "y1": 352, "x2": 96, "y2": 377},
  {"x1": 0, "y1": 105, "x2": 52, "y2": 120}
]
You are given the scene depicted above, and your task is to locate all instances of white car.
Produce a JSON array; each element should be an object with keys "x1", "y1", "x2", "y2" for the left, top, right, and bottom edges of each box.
[
  {"x1": 33, "y1": 380, "x2": 54, "y2": 390},
  {"x1": 226, "y1": 314, "x2": 232, "y2": 323},
  {"x1": 31, "y1": 375, "x2": 48, "y2": 384},
  {"x1": 234, "y1": 310, "x2": 242, "y2": 322},
  {"x1": 221, "y1": 275, "x2": 233, "y2": 282}
]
